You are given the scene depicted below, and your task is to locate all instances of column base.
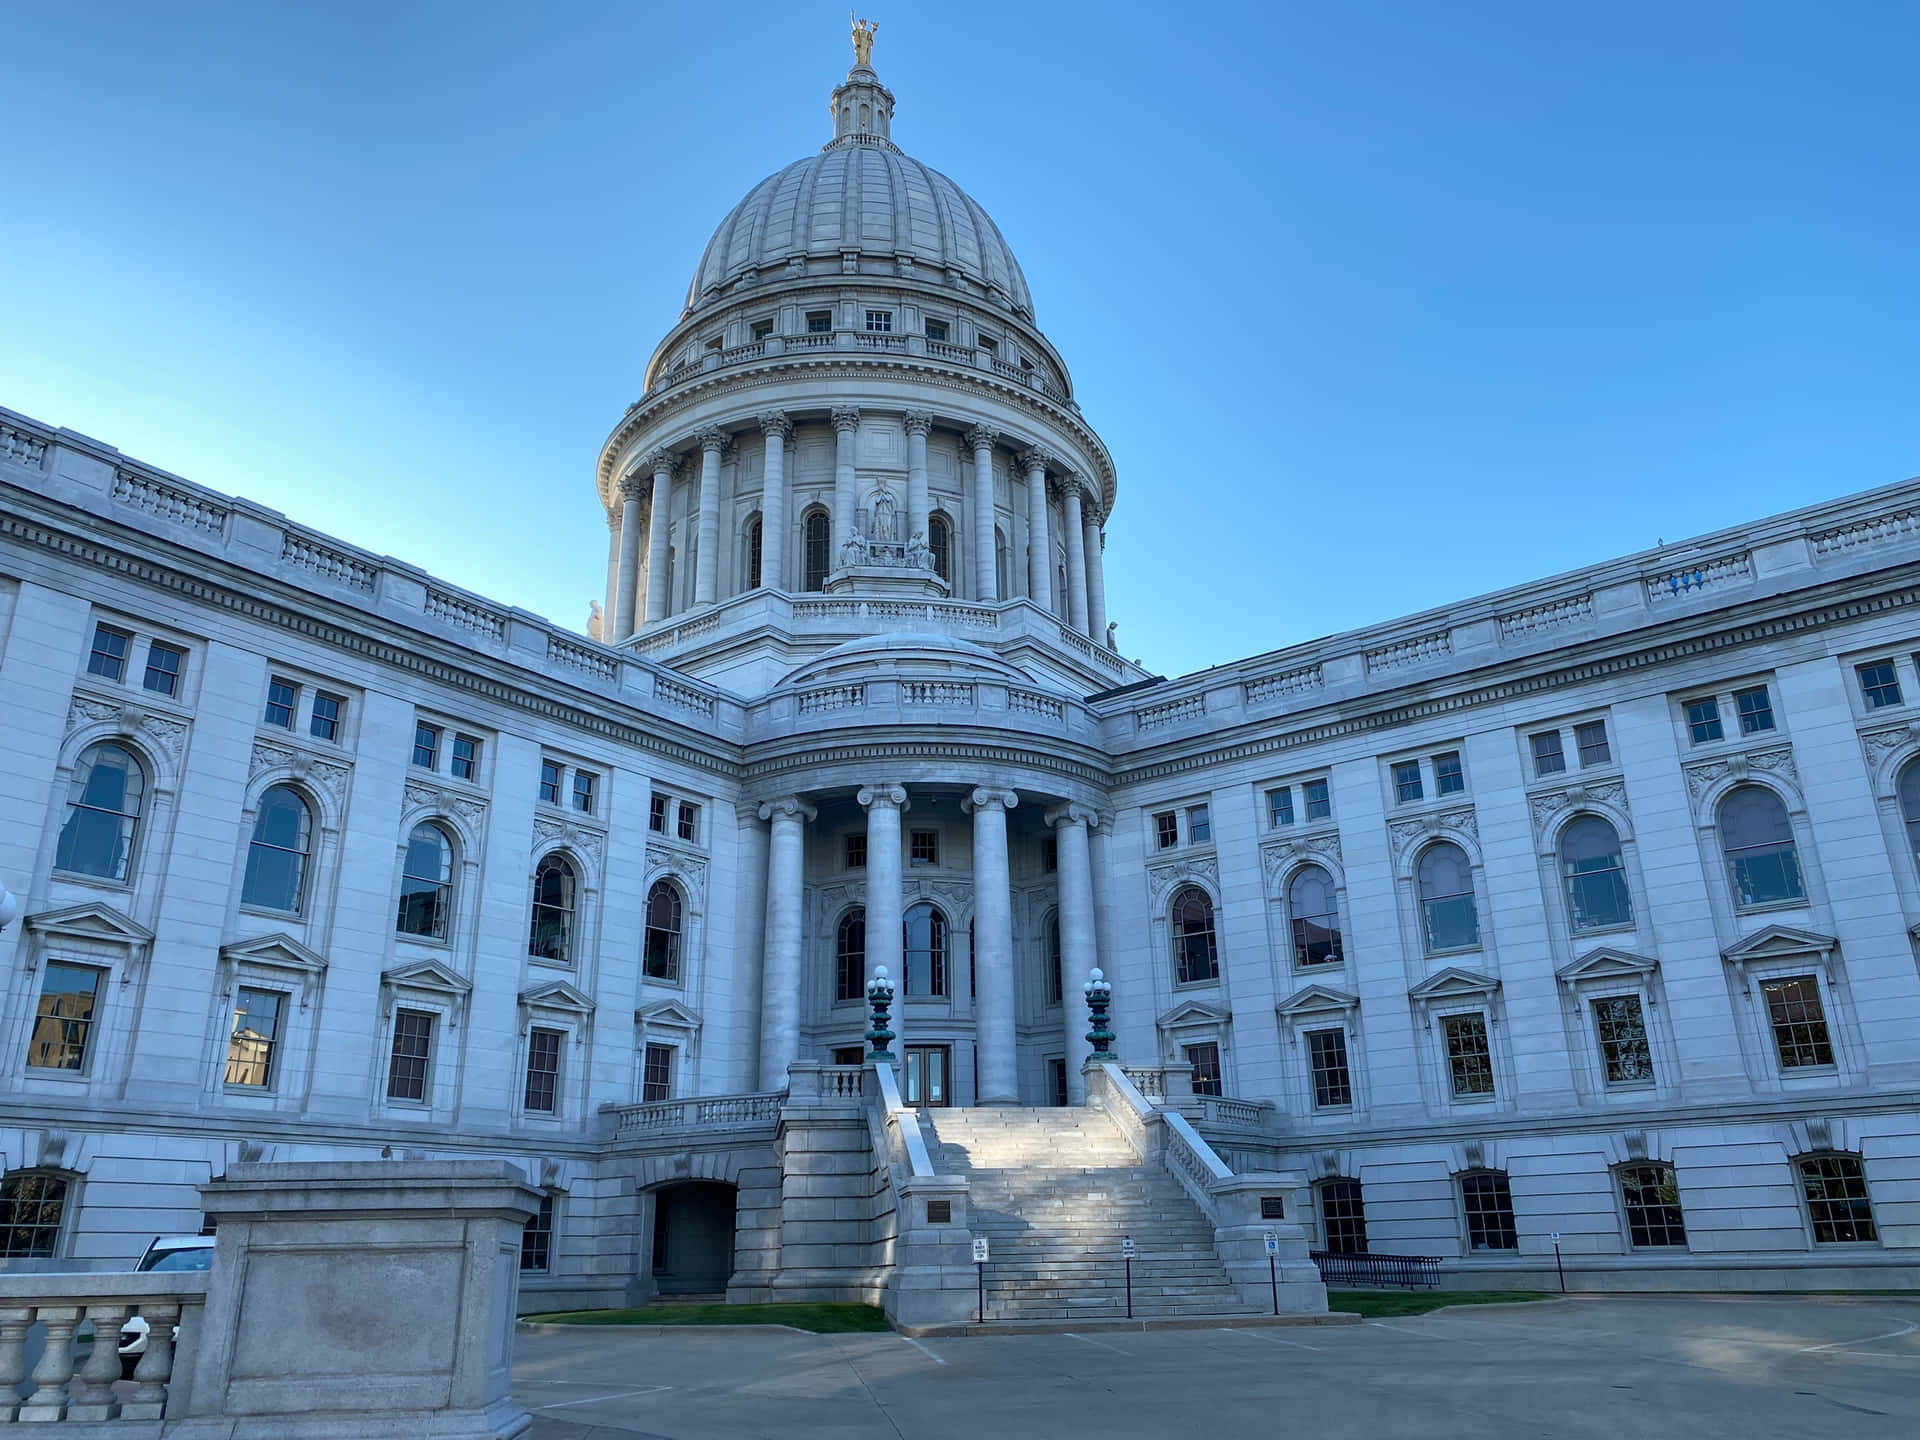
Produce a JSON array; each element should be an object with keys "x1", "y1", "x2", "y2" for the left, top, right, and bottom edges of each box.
[{"x1": 975, "y1": 1091, "x2": 1022, "y2": 1106}]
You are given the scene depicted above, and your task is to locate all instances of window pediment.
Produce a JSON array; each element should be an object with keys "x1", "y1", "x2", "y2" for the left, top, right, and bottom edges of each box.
[
  {"x1": 1277, "y1": 983, "x2": 1359, "y2": 1019},
  {"x1": 24, "y1": 902, "x2": 153, "y2": 948},
  {"x1": 1721, "y1": 924, "x2": 1837, "y2": 970},
  {"x1": 1408, "y1": 966, "x2": 1501, "y2": 1003},
  {"x1": 1556, "y1": 948, "x2": 1659, "y2": 984},
  {"x1": 637, "y1": 998, "x2": 703, "y2": 1032},
  {"x1": 219, "y1": 932, "x2": 327, "y2": 979},
  {"x1": 380, "y1": 959, "x2": 471, "y2": 1026},
  {"x1": 1156, "y1": 998, "x2": 1230, "y2": 1029},
  {"x1": 520, "y1": 980, "x2": 596, "y2": 1020}
]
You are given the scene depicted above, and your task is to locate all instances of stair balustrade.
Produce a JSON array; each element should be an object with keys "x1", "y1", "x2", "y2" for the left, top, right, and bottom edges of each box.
[{"x1": 0, "y1": 1273, "x2": 208, "y2": 1423}]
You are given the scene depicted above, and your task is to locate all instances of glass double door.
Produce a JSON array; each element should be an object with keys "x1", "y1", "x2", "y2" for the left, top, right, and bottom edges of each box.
[{"x1": 903, "y1": 1045, "x2": 949, "y2": 1107}]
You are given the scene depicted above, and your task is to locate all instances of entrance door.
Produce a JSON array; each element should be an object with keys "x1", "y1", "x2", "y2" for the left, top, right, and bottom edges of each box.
[
  {"x1": 831, "y1": 1045, "x2": 865, "y2": 1066},
  {"x1": 903, "y1": 1045, "x2": 949, "y2": 1106}
]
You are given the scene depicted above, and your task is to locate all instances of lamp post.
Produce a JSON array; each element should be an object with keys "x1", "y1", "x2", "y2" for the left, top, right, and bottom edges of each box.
[
  {"x1": 0, "y1": 886, "x2": 18, "y2": 936},
  {"x1": 865, "y1": 964, "x2": 896, "y2": 1063},
  {"x1": 1083, "y1": 966, "x2": 1115, "y2": 1061}
]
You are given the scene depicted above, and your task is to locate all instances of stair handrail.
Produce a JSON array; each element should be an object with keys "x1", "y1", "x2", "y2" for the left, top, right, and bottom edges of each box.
[
  {"x1": 1159, "y1": 1109, "x2": 1235, "y2": 1227},
  {"x1": 1088, "y1": 1061, "x2": 1235, "y2": 1228},
  {"x1": 871, "y1": 1060, "x2": 936, "y2": 1178}
]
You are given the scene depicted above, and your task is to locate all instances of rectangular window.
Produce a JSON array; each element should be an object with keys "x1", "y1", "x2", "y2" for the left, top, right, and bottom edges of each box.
[
  {"x1": 978, "y1": 335, "x2": 998, "y2": 356},
  {"x1": 29, "y1": 962, "x2": 102, "y2": 1072},
  {"x1": 142, "y1": 641, "x2": 185, "y2": 697},
  {"x1": 1153, "y1": 811, "x2": 1178, "y2": 850},
  {"x1": 924, "y1": 318, "x2": 949, "y2": 342},
  {"x1": 845, "y1": 833, "x2": 867, "y2": 869},
  {"x1": 1302, "y1": 779, "x2": 1331, "y2": 822},
  {"x1": 1735, "y1": 686, "x2": 1775, "y2": 734},
  {"x1": 1393, "y1": 760, "x2": 1424, "y2": 804},
  {"x1": 412, "y1": 723, "x2": 440, "y2": 770},
  {"x1": 1433, "y1": 751, "x2": 1464, "y2": 796},
  {"x1": 1575, "y1": 719, "x2": 1612, "y2": 767},
  {"x1": 87, "y1": 623, "x2": 130, "y2": 681},
  {"x1": 1799, "y1": 1155, "x2": 1877, "y2": 1244},
  {"x1": 386, "y1": 1010, "x2": 434, "y2": 1102},
  {"x1": 264, "y1": 677, "x2": 298, "y2": 729},
  {"x1": 309, "y1": 693, "x2": 343, "y2": 742},
  {"x1": 450, "y1": 734, "x2": 480, "y2": 781},
  {"x1": 523, "y1": 1028, "x2": 563, "y2": 1113},
  {"x1": 1592, "y1": 995, "x2": 1654, "y2": 1085},
  {"x1": 642, "y1": 1043, "x2": 675, "y2": 1102},
  {"x1": 805, "y1": 310, "x2": 832, "y2": 333},
  {"x1": 1318, "y1": 1179, "x2": 1367, "y2": 1254},
  {"x1": 864, "y1": 309, "x2": 893, "y2": 332},
  {"x1": 1530, "y1": 731, "x2": 1567, "y2": 776},
  {"x1": 1620, "y1": 1162, "x2": 1687, "y2": 1247},
  {"x1": 520, "y1": 1191, "x2": 555, "y2": 1272},
  {"x1": 750, "y1": 318, "x2": 774, "y2": 341},
  {"x1": 1462, "y1": 1172, "x2": 1518, "y2": 1251},
  {"x1": 1186, "y1": 804, "x2": 1212, "y2": 844},
  {"x1": 571, "y1": 771, "x2": 596, "y2": 813},
  {"x1": 649, "y1": 794, "x2": 668, "y2": 833},
  {"x1": 1184, "y1": 1042, "x2": 1223, "y2": 1097},
  {"x1": 1307, "y1": 1028, "x2": 1352, "y2": 1108},
  {"x1": 224, "y1": 987, "x2": 284, "y2": 1088},
  {"x1": 539, "y1": 760, "x2": 562, "y2": 806},
  {"x1": 1267, "y1": 787, "x2": 1294, "y2": 828},
  {"x1": 0, "y1": 1173, "x2": 71, "y2": 1259},
  {"x1": 1858, "y1": 661, "x2": 1903, "y2": 709},
  {"x1": 1686, "y1": 697, "x2": 1724, "y2": 743},
  {"x1": 1761, "y1": 975, "x2": 1834, "y2": 1069},
  {"x1": 1442, "y1": 1013, "x2": 1495, "y2": 1097},
  {"x1": 1041, "y1": 836, "x2": 1058, "y2": 873},
  {"x1": 676, "y1": 801, "x2": 699, "y2": 842},
  {"x1": 910, "y1": 829, "x2": 939, "y2": 865}
]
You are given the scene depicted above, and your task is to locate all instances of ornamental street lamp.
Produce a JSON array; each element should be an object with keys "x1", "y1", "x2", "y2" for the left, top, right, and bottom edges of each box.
[
  {"x1": 1083, "y1": 966, "x2": 1116, "y2": 1060},
  {"x1": 865, "y1": 964, "x2": 896, "y2": 1062},
  {"x1": 0, "y1": 885, "x2": 18, "y2": 935}
]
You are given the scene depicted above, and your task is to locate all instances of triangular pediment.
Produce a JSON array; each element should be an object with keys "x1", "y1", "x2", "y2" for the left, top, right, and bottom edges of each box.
[
  {"x1": 24, "y1": 901, "x2": 153, "y2": 946},
  {"x1": 220, "y1": 932, "x2": 327, "y2": 977},
  {"x1": 1556, "y1": 947, "x2": 1659, "y2": 984},
  {"x1": 381, "y1": 958, "x2": 471, "y2": 995},
  {"x1": 1156, "y1": 998, "x2": 1231, "y2": 1029},
  {"x1": 637, "y1": 998, "x2": 703, "y2": 1029},
  {"x1": 1722, "y1": 925, "x2": 1837, "y2": 967},
  {"x1": 1408, "y1": 966, "x2": 1501, "y2": 1002},
  {"x1": 520, "y1": 980, "x2": 596, "y2": 1015},
  {"x1": 1277, "y1": 983, "x2": 1360, "y2": 1018}
]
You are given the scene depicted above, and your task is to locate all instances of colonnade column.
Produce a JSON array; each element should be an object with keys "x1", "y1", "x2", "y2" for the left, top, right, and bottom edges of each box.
[
  {"x1": 967, "y1": 425, "x2": 998, "y2": 602},
  {"x1": 966, "y1": 788, "x2": 1019, "y2": 1104},
  {"x1": 904, "y1": 410, "x2": 932, "y2": 550},
  {"x1": 831, "y1": 407, "x2": 861, "y2": 562},
  {"x1": 643, "y1": 449, "x2": 674, "y2": 624},
  {"x1": 1061, "y1": 478, "x2": 1090, "y2": 635},
  {"x1": 1084, "y1": 504, "x2": 1110, "y2": 647},
  {"x1": 602, "y1": 508, "x2": 621, "y2": 641},
  {"x1": 1048, "y1": 803, "x2": 1102, "y2": 1100},
  {"x1": 758, "y1": 411, "x2": 791, "y2": 591},
  {"x1": 757, "y1": 796, "x2": 815, "y2": 1092},
  {"x1": 693, "y1": 428, "x2": 725, "y2": 606},
  {"x1": 613, "y1": 475, "x2": 646, "y2": 640},
  {"x1": 1023, "y1": 450, "x2": 1054, "y2": 612},
  {"x1": 859, "y1": 784, "x2": 908, "y2": 1052}
]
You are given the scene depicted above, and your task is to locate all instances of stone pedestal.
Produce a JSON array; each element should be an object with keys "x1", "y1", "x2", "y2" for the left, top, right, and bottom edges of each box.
[
  {"x1": 174, "y1": 1161, "x2": 541, "y2": 1440},
  {"x1": 822, "y1": 564, "x2": 950, "y2": 597},
  {"x1": 1207, "y1": 1173, "x2": 1328, "y2": 1315},
  {"x1": 887, "y1": 1175, "x2": 979, "y2": 1329}
]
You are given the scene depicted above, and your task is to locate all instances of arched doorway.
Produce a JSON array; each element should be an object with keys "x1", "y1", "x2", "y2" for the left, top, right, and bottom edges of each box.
[{"x1": 650, "y1": 1181, "x2": 737, "y2": 1295}]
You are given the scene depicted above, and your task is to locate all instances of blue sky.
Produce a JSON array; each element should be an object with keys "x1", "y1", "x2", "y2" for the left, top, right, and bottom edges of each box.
[{"x1": 2, "y1": 2, "x2": 1915, "y2": 679}]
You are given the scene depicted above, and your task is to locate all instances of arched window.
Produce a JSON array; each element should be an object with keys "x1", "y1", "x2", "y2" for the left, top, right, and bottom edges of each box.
[
  {"x1": 397, "y1": 823, "x2": 454, "y2": 938},
  {"x1": 242, "y1": 784, "x2": 312, "y2": 913},
  {"x1": 903, "y1": 902, "x2": 947, "y2": 996},
  {"x1": 1718, "y1": 786, "x2": 1803, "y2": 907},
  {"x1": 747, "y1": 515, "x2": 763, "y2": 590},
  {"x1": 529, "y1": 854, "x2": 578, "y2": 962},
  {"x1": 1171, "y1": 885, "x2": 1219, "y2": 984},
  {"x1": 0, "y1": 1171, "x2": 73, "y2": 1259},
  {"x1": 1316, "y1": 1177, "x2": 1367, "y2": 1254},
  {"x1": 803, "y1": 511, "x2": 830, "y2": 591},
  {"x1": 994, "y1": 528, "x2": 1009, "y2": 601},
  {"x1": 836, "y1": 907, "x2": 867, "y2": 1002},
  {"x1": 55, "y1": 741, "x2": 146, "y2": 881},
  {"x1": 644, "y1": 880, "x2": 683, "y2": 982},
  {"x1": 1898, "y1": 759, "x2": 1920, "y2": 862},
  {"x1": 1560, "y1": 816, "x2": 1632, "y2": 931},
  {"x1": 1288, "y1": 865, "x2": 1342, "y2": 966},
  {"x1": 1416, "y1": 842, "x2": 1479, "y2": 953},
  {"x1": 1047, "y1": 910, "x2": 1063, "y2": 1005},
  {"x1": 929, "y1": 513, "x2": 951, "y2": 583}
]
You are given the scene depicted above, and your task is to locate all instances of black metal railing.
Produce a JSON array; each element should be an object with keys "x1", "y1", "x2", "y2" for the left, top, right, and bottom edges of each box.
[{"x1": 1310, "y1": 1250, "x2": 1442, "y2": 1289}]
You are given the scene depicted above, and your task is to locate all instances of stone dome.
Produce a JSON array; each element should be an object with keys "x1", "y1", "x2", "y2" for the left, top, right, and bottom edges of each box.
[{"x1": 683, "y1": 64, "x2": 1033, "y2": 321}]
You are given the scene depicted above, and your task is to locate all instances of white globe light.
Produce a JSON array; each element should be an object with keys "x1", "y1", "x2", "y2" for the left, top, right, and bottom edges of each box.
[{"x1": 0, "y1": 887, "x2": 18, "y2": 934}]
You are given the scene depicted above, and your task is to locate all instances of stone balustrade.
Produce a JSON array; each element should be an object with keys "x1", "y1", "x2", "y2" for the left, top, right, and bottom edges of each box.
[
  {"x1": 0, "y1": 1272, "x2": 208, "y2": 1423},
  {"x1": 603, "y1": 1091, "x2": 785, "y2": 1140}
]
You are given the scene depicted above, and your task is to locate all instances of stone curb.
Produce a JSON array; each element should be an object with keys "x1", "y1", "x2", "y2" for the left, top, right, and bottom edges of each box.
[
  {"x1": 901, "y1": 1311, "x2": 1365, "y2": 1338},
  {"x1": 518, "y1": 1321, "x2": 817, "y2": 1336}
]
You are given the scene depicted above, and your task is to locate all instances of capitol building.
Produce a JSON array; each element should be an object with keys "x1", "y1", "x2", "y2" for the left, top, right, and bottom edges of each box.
[{"x1": 1, "y1": 32, "x2": 1916, "y2": 1319}]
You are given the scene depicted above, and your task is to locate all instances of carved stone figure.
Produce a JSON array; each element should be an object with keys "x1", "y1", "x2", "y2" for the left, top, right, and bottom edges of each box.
[
  {"x1": 1106, "y1": 620, "x2": 1119, "y2": 651},
  {"x1": 587, "y1": 600, "x2": 604, "y2": 641},
  {"x1": 870, "y1": 489, "x2": 897, "y2": 544},
  {"x1": 840, "y1": 531, "x2": 870, "y2": 568},
  {"x1": 905, "y1": 531, "x2": 933, "y2": 570}
]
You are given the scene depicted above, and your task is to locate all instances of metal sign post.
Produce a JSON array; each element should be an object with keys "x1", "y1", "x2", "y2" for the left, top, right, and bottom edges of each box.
[
  {"x1": 972, "y1": 1235, "x2": 990, "y2": 1321},
  {"x1": 1549, "y1": 1232, "x2": 1565, "y2": 1294},
  {"x1": 1263, "y1": 1230, "x2": 1280, "y2": 1315},
  {"x1": 1120, "y1": 1235, "x2": 1136, "y2": 1319}
]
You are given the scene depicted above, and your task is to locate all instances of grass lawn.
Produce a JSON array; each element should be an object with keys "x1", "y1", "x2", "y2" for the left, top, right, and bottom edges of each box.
[
  {"x1": 522, "y1": 1302, "x2": 892, "y2": 1333},
  {"x1": 1329, "y1": 1290, "x2": 1553, "y2": 1318}
]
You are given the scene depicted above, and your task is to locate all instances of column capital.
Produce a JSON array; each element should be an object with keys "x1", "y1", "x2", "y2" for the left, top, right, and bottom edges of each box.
[
  {"x1": 617, "y1": 473, "x2": 650, "y2": 504},
  {"x1": 758, "y1": 795, "x2": 817, "y2": 824},
  {"x1": 758, "y1": 410, "x2": 794, "y2": 441},
  {"x1": 605, "y1": 507, "x2": 622, "y2": 532},
  {"x1": 963, "y1": 787, "x2": 1019, "y2": 815},
  {"x1": 645, "y1": 448, "x2": 678, "y2": 479},
  {"x1": 830, "y1": 406, "x2": 863, "y2": 435},
  {"x1": 1044, "y1": 802, "x2": 1105, "y2": 831},
  {"x1": 902, "y1": 409, "x2": 935, "y2": 438},
  {"x1": 965, "y1": 424, "x2": 999, "y2": 453},
  {"x1": 698, "y1": 426, "x2": 729, "y2": 456},
  {"x1": 1051, "y1": 472, "x2": 1087, "y2": 504},
  {"x1": 856, "y1": 783, "x2": 909, "y2": 812},
  {"x1": 1017, "y1": 447, "x2": 1056, "y2": 476}
]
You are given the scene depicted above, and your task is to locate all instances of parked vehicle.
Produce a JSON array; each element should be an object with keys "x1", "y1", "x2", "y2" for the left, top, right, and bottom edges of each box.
[{"x1": 119, "y1": 1236, "x2": 214, "y2": 1379}]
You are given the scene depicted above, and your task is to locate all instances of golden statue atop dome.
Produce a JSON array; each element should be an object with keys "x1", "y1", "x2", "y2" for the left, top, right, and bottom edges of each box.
[{"x1": 851, "y1": 11, "x2": 878, "y2": 67}]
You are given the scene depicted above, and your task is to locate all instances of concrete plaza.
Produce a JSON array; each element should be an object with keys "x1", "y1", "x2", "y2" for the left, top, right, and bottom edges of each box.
[{"x1": 518, "y1": 1295, "x2": 1920, "y2": 1439}]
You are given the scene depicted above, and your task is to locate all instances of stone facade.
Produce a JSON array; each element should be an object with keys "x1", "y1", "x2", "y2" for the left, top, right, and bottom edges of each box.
[{"x1": 1, "y1": 37, "x2": 1918, "y2": 1308}]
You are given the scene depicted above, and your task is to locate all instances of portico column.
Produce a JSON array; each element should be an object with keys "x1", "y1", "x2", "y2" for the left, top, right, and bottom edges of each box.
[
  {"x1": 831, "y1": 407, "x2": 861, "y2": 561},
  {"x1": 967, "y1": 425, "x2": 998, "y2": 602},
  {"x1": 1061, "y1": 477, "x2": 1090, "y2": 635},
  {"x1": 904, "y1": 410, "x2": 933, "y2": 550},
  {"x1": 859, "y1": 784, "x2": 908, "y2": 1051},
  {"x1": 643, "y1": 449, "x2": 674, "y2": 624},
  {"x1": 1084, "y1": 504, "x2": 1110, "y2": 647},
  {"x1": 966, "y1": 788, "x2": 1019, "y2": 1104},
  {"x1": 613, "y1": 475, "x2": 646, "y2": 640},
  {"x1": 602, "y1": 508, "x2": 620, "y2": 640},
  {"x1": 1022, "y1": 449, "x2": 1054, "y2": 611},
  {"x1": 1048, "y1": 803, "x2": 1102, "y2": 1100},
  {"x1": 758, "y1": 411, "x2": 791, "y2": 591},
  {"x1": 757, "y1": 796, "x2": 815, "y2": 1091},
  {"x1": 693, "y1": 428, "x2": 725, "y2": 605}
]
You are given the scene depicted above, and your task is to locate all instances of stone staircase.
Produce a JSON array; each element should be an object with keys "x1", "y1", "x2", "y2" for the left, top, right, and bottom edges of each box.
[{"x1": 921, "y1": 1106, "x2": 1257, "y2": 1321}]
